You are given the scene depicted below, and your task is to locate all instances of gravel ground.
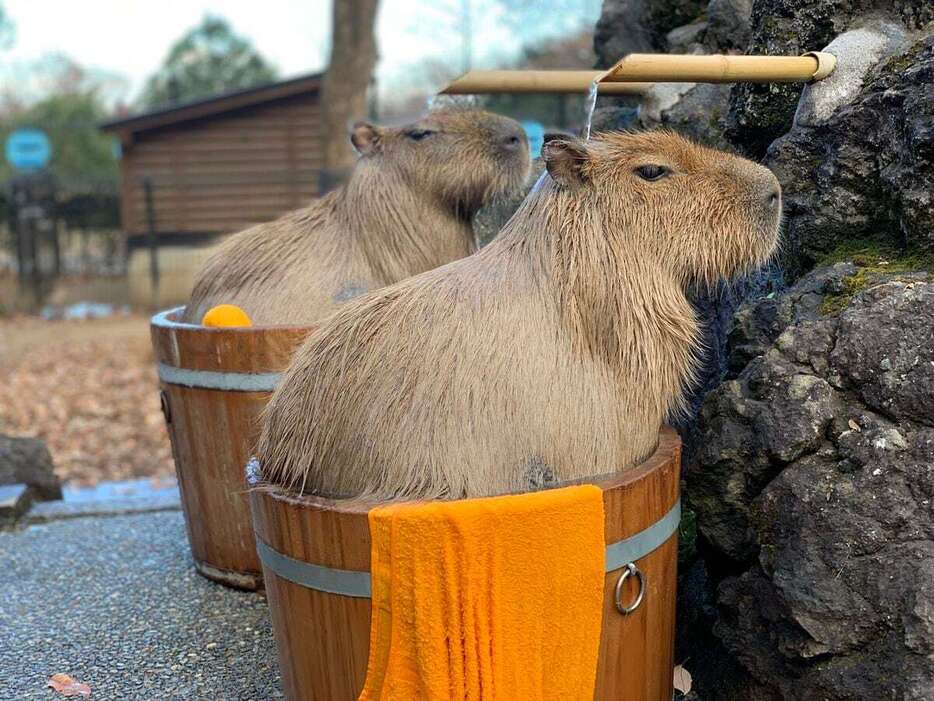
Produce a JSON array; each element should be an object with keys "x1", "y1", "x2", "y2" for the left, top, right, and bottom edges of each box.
[{"x1": 0, "y1": 511, "x2": 282, "y2": 700}]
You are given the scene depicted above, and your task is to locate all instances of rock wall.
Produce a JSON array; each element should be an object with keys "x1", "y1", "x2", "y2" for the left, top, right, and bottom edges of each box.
[
  {"x1": 688, "y1": 270, "x2": 934, "y2": 700},
  {"x1": 590, "y1": 1, "x2": 934, "y2": 698},
  {"x1": 768, "y1": 32, "x2": 933, "y2": 276},
  {"x1": 727, "y1": 0, "x2": 933, "y2": 156},
  {"x1": 594, "y1": 0, "x2": 709, "y2": 67}
]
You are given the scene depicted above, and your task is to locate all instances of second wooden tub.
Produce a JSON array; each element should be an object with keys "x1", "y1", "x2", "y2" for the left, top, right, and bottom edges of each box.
[
  {"x1": 250, "y1": 427, "x2": 682, "y2": 700},
  {"x1": 151, "y1": 307, "x2": 312, "y2": 589}
]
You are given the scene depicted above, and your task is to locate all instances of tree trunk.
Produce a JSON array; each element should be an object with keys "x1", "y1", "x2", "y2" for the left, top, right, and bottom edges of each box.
[{"x1": 319, "y1": 0, "x2": 380, "y2": 192}]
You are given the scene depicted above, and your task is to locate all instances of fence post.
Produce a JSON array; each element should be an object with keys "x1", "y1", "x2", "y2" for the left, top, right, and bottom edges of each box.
[
  {"x1": 25, "y1": 215, "x2": 41, "y2": 309},
  {"x1": 50, "y1": 183, "x2": 62, "y2": 279},
  {"x1": 143, "y1": 177, "x2": 160, "y2": 309},
  {"x1": 9, "y1": 192, "x2": 26, "y2": 298}
]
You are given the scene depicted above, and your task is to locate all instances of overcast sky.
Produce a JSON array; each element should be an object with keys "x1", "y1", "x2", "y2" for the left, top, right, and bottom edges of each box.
[
  {"x1": 3, "y1": 1, "x2": 329, "y2": 99},
  {"x1": 2, "y1": 1, "x2": 596, "y2": 105}
]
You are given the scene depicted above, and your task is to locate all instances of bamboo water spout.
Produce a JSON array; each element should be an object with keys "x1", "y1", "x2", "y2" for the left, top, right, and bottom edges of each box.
[
  {"x1": 441, "y1": 52, "x2": 837, "y2": 95},
  {"x1": 602, "y1": 52, "x2": 836, "y2": 83},
  {"x1": 442, "y1": 70, "x2": 651, "y2": 95}
]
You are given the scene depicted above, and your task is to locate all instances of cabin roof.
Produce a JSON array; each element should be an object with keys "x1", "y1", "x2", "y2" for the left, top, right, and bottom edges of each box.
[{"x1": 101, "y1": 72, "x2": 323, "y2": 136}]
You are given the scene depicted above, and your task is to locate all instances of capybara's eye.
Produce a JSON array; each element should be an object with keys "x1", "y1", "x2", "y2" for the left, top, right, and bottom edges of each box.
[
  {"x1": 635, "y1": 165, "x2": 669, "y2": 181},
  {"x1": 406, "y1": 129, "x2": 436, "y2": 141}
]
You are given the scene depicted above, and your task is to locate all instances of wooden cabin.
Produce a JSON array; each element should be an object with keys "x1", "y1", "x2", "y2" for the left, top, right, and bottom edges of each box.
[
  {"x1": 101, "y1": 74, "x2": 324, "y2": 308},
  {"x1": 102, "y1": 73, "x2": 323, "y2": 248}
]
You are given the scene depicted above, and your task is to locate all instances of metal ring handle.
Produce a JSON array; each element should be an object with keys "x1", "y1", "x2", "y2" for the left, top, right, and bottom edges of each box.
[{"x1": 614, "y1": 562, "x2": 645, "y2": 615}]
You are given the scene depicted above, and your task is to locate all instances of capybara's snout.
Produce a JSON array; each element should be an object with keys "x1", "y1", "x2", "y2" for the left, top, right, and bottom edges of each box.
[
  {"x1": 752, "y1": 164, "x2": 782, "y2": 215},
  {"x1": 731, "y1": 159, "x2": 782, "y2": 251},
  {"x1": 483, "y1": 115, "x2": 530, "y2": 173}
]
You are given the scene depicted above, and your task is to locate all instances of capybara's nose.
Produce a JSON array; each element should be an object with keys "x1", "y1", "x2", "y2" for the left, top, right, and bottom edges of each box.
[
  {"x1": 766, "y1": 185, "x2": 781, "y2": 209},
  {"x1": 499, "y1": 129, "x2": 527, "y2": 151},
  {"x1": 754, "y1": 167, "x2": 781, "y2": 211}
]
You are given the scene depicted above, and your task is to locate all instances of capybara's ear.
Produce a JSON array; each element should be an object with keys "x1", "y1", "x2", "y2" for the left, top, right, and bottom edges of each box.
[
  {"x1": 543, "y1": 138, "x2": 588, "y2": 188},
  {"x1": 351, "y1": 122, "x2": 382, "y2": 156},
  {"x1": 543, "y1": 131, "x2": 575, "y2": 145}
]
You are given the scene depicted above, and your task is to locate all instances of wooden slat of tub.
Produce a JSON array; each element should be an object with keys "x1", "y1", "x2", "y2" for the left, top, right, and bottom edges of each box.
[
  {"x1": 596, "y1": 427, "x2": 679, "y2": 700},
  {"x1": 251, "y1": 483, "x2": 375, "y2": 699},
  {"x1": 263, "y1": 567, "x2": 372, "y2": 700},
  {"x1": 600, "y1": 427, "x2": 681, "y2": 542},
  {"x1": 595, "y1": 535, "x2": 678, "y2": 700},
  {"x1": 151, "y1": 314, "x2": 313, "y2": 374},
  {"x1": 250, "y1": 485, "x2": 373, "y2": 571},
  {"x1": 164, "y1": 385, "x2": 267, "y2": 577}
]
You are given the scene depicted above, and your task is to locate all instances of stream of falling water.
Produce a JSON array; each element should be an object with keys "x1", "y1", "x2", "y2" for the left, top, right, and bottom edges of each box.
[{"x1": 582, "y1": 77, "x2": 600, "y2": 141}]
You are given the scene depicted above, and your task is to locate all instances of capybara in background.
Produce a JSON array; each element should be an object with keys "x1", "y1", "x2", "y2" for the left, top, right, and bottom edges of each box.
[
  {"x1": 183, "y1": 108, "x2": 531, "y2": 325},
  {"x1": 258, "y1": 131, "x2": 782, "y2": 500}
]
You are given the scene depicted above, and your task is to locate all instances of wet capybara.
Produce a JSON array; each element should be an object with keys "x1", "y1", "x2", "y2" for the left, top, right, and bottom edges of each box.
[
  {"x1": 258, "y1": 131, "x2": 782, "y2": 499},
  {"x1": 183, "y1": 108, "x2": 531, "y2": 325}
]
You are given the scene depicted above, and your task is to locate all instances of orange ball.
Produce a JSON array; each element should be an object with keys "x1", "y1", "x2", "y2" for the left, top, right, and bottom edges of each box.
[{"x1": 201, "y1": 304, "x2": 253, "y2": 328}]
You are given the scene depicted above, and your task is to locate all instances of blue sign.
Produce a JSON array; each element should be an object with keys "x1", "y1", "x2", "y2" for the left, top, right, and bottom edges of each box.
[
  {"x1": 522, "y1": 120, "x2": 545, "y2": 159},
  {"x1": 5, "y1": 128, "x2": 52, "y2": 171}
]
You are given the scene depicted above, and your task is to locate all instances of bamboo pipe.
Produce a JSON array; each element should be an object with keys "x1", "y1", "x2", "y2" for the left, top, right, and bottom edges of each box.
[
  {"x1": 603, "y1": 52, "x2": 836, "y2": 83},
  {"x1": 442, "y1": 70, "x2": 651, "y2": 95},
  {"x1": 440, "y1": 52, "x2": 836, "y2": 95}
]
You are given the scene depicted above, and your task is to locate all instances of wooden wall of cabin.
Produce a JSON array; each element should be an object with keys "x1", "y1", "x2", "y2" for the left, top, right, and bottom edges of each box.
[{"x1": 119, "y1": 93, "x2": 321, "y2": 237}]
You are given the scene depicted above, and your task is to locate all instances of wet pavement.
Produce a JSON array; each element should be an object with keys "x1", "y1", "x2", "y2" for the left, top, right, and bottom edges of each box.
[{"x1": 0, "y1": 502, "x2": 283, "y2": 700}]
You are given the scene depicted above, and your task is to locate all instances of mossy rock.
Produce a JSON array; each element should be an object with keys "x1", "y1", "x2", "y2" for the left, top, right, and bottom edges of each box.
[
  {"x1": 677, "y1": 505, "x2": 698, "y2": 567},
  {"x1": 817, "y1": 239, "x2": 933, "y2": 315}
]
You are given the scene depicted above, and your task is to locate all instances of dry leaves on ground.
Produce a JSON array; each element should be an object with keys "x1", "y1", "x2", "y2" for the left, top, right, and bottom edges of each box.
[
  {"x1": 0, "y1": 316, "x2": 174, "y2": 486},
  {"x1": 47, "y1": 673, "x2": 91, "y2": 696}
]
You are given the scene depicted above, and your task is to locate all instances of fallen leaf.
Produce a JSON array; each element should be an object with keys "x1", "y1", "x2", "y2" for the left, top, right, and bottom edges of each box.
[
  {"x1": 673, "y1": 664, "x2": 692, "y2": 695},
  {"x1": 848, "y1": 419, "x2": 861, "y2": 432},
  {"x1": 47, "y1": 673, "x2": 91, "y2": 697}
]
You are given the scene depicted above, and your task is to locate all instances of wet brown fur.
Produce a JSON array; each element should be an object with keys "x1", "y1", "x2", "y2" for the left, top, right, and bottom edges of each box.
[
  {"x1": 258, "y1": 130, "x2": 781, "y2": 499},
  {"x1": 183, "y1": 108, "x2": 530, "y2": 325}
]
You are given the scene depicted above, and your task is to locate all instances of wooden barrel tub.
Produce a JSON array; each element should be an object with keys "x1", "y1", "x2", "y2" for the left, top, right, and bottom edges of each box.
[
  {"x1": 151, "y1": 307, "x2": 312, "y2": 590},
  {"x1": 250, "y1": 427, "x2": 681, "y2": 700}
]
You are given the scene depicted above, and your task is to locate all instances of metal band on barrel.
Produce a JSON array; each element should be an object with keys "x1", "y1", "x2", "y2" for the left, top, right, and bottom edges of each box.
[
  {"x1": 157, "y1": 363, "x2": 281, "y2": 392},
  {"x1": 151, "y1": 306, "x2": 197, "y2": 330},
  {"x1": 256, "y1": 540, "x2": 373, "y2": 598},
  {"x1": 604, "y1": 499, "x2": 680, "y2": 572},
  {"x1": 256, "y1": 498, "x2": 681, "y2": 598}
]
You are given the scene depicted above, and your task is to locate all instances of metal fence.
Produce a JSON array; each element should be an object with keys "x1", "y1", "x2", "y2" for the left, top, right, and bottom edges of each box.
[{"x1": 0, "y1": 173, "x2": 122, "y2": 313}]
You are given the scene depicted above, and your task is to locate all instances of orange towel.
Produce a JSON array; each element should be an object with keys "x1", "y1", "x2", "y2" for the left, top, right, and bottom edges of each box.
[{"x1": 358, "y1": 485, "x2": 606, "y2": 701}]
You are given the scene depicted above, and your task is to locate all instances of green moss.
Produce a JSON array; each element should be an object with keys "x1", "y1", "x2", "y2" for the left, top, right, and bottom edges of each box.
[
  {"x1": 817, "y1": 239, "x2": 934, "y2": 315},
  {"x1": 817, "y1": 237, "x2": 934, "y2": 270},
  {"x1": 759, "y1": 543, "x2": 777, "y2": 569},
  {"x1": 819, "y1": 293, "x2": 851, "y2": 316},
  {"x1": 678, "y1": 507, "x2": 698, "y2": 567},
  {"x1": 875, "y1": 38, "x2": 926, "y2": 79}
]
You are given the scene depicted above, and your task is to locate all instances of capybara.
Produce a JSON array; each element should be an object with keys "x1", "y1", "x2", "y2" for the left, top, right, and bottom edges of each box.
[
  {"x1": 183, "y1": 108, "x2": 531, "y2": 325},
  {"x1": 258, "y1": 130, "x2": 782, "y2": 499}
]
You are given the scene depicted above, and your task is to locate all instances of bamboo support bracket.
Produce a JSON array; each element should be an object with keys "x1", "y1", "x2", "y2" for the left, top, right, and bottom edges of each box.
[{"x1": 440, "y1": 52, "x2": 837, "y2": 95}]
